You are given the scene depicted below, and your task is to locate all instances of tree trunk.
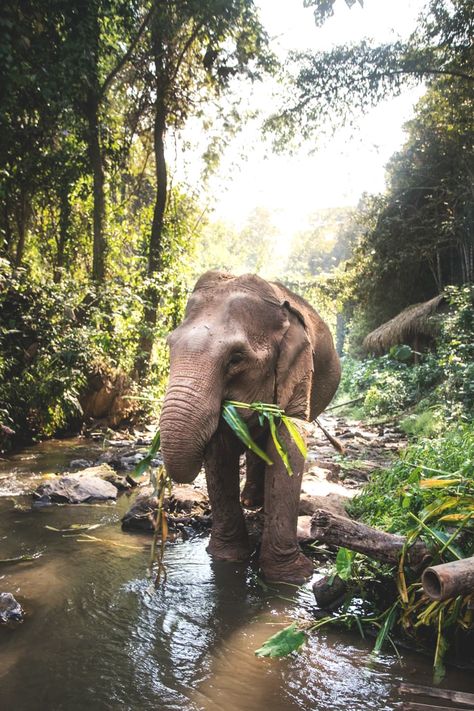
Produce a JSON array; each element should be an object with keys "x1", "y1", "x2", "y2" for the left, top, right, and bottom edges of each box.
[
  {"x1": 54, "y1": 187, "x2": 71, "y2": 283},
  {"x1": 134, "y1": 21, "x2": 168, "y2": 378},
  {"x1": 86, "y1": 92, "x2": 106, "y2": 284},
  {"x1": 14, "y1": 194, "x2": 30, "y2": 268},
  {"x1": 310, "y1": 509, "x2": 431, "y2": 568}
]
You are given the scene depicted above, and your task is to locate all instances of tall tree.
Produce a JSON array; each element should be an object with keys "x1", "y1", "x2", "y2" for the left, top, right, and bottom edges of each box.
[{"x1": 134, "y1": 0, "x2": 272, "y2": 375}]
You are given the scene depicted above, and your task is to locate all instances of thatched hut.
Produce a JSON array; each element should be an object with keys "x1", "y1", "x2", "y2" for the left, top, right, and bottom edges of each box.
[{"x1": 363, "y1": 295, "x2": 446, "y2": 356}]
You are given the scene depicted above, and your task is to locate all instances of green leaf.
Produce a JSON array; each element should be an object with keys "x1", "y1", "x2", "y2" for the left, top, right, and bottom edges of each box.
[
  {"x1": 269, "y1": 416, "x2": 293, "y2": 475},
  {"x1": 373, "y1": 602, "x2": 398, "y2": 654},
  {"x1": 335, "y1": 547, "x2": 355, "y2": 581},
  {"x1": 389, "y1": 344, "x2": 413, "y2": 362},
  {"x1": 130, "y1": 454, "x2": 153, "y2": 480},
  {"x1": 148, "y1": 429, "x2": 161, "y2": 456},
  {"x1": 222, "y1": 403, "x2": 273, "y2": 465},
  {"x1": 255, "y1": 622, "x2": 306, "y2": 658},
  {"x1": 282, "y1": 416, "x2": 308, "y2": 458},
  {"x1": 433, "y1": 609, "x2": 448, "y2": 683}
]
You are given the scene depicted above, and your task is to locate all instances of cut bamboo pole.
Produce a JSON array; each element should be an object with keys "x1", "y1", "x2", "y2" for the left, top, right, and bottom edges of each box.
[
  {"x1": 399, "y1": 682, "x2": 474, "y2": 708},
  {"x1": 422, "y1": 557, "x2": 474, "y2": 601},
  {"x1": 402, "y1": 704, "x2": 466, "y2": 711},
  {"x1": 310, "y1": 509, "x2": 431, "y2": 568}
]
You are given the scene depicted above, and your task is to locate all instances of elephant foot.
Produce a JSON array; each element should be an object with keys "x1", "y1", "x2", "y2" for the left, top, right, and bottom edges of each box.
[
  {"x1": 259, "y1": 551, "x2": 314, "y2": 585},
  {"x1": 241, "y1": 480, "x2": 265, "y2": 509},
  {"x1": 207, "y1": 533, "x2": 251, "y2": 563}
]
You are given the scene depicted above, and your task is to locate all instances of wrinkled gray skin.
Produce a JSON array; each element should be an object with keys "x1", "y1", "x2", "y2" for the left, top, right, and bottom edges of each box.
[{"x1": 160, "y1": 271, "x2": 341, "y2": 583}]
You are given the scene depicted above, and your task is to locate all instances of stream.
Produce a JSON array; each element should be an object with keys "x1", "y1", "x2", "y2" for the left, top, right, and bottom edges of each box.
[{"x1": 0, "y1": 437, "x2": 472, "y2": 711}]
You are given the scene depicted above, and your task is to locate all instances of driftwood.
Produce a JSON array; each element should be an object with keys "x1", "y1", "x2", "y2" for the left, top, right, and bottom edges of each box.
[
  {"x1": 314, "y1": 418, "x2": 345, "y2": 454},
  {"x1": 422, "y1": 557, "x2": 474, "y2": 601},
  {"x1": 399, "y1": 682, "x2": 474, "y2": 708},
  {"x1": 310, "y1": 509, "x2": 431, "y2": 568}
]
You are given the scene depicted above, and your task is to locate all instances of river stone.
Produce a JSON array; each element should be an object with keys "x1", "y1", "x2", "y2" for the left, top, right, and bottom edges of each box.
[
  {"x1": 299, "y1": 492, "x2": 349, "y2": 518},
  {"x1": 168, "y1": 485, "x2": 208, "y2": 513},
  {"x1": 121, "y1": 485, "x2": 209, "y2": 531},
  {"x1": 0, "y1": 593, "x2": 24, "y2": 623},
  {"x1": 33, "y1": 471, "x2": 117, "y2": 505},
  {"x1": 121, "y1": 489, "x2": 158, "y2": 531},
  {"x1": 66, "y1": 462, "x2": 130, "y2": 491}
]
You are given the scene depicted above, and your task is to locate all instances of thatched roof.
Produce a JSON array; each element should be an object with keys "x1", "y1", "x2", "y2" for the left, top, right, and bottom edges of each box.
[{"x1": 363, "y1": 295, "x2": 446, "y2": 355}]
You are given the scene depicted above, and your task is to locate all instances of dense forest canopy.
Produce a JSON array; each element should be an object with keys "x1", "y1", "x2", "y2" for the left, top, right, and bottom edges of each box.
[{"x1": 0, "y1": 0, "x2": 473, "y2": 445}]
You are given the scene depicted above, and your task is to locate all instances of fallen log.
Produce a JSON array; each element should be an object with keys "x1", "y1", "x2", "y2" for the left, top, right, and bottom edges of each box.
[
  {"x1": 310, "y1": 509, "x2": 431, "y2": 568},
  {"x1": 422, "y1": 557, "x2": 474, "y2": 601}
]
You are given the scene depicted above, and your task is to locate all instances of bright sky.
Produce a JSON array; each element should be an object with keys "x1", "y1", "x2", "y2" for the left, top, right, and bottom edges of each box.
[{"x1": 178, "y1": 0, "x2": 427, "y2": 253}]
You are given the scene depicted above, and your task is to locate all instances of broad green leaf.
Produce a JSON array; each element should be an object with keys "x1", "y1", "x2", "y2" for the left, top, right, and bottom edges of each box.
[
  {"x1": 255, "y1": 622, "x2": 306, "y2": 658},
  {"x1": 390, "y1": 344, "x2": 413, "y2": 362},
  {"x1": 335, "y1": 547, "x2": 355, "y2": 581}
]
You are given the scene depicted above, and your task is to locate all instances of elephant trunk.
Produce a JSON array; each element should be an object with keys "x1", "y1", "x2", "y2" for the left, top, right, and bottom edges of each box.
[{"x1": 159, "y1": 371, "x2": 221, "y2": 484}]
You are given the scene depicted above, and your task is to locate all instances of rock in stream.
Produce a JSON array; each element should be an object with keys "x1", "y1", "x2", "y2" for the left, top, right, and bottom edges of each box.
[
  {"x1": 33, "y1": 464, "x2": 118, "y2": 505},
  {"x1": 0, "y1": 593, "x2": 24, "y2": 623}
]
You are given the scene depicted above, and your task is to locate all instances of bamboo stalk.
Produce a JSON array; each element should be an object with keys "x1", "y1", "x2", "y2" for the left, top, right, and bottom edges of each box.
[
  {"x1": 402, "y1": 704, "x2": 466, "y2": 711},
  {"x1": 399, "y1": 682, "x2": 474, "y2": 707},
  {"x1": 422, "y1": 557, "x2": 474, "y2": 601}
]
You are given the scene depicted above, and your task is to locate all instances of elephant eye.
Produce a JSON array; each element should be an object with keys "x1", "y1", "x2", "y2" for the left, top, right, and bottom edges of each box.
[{"x1": 228, "y1": 352, "x2": 245, "y2": 367}]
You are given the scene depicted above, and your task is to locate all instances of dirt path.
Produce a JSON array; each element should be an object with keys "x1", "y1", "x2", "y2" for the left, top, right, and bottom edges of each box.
[{"x1": 299, "y1": 413, "x2": 408, "y2": 515}]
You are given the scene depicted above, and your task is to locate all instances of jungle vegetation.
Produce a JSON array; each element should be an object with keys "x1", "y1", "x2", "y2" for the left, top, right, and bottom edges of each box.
[
  {"x1": 0, "y1": 0, "x2": 473, "y2": 447},
  {"x1": 1, "y1": 0, "x2": 473, "y2": 677}
]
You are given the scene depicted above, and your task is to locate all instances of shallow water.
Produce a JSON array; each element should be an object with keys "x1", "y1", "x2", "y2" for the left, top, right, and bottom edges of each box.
[{"x1": 0, "y1": 440, "x2": 473, "y2": 711}]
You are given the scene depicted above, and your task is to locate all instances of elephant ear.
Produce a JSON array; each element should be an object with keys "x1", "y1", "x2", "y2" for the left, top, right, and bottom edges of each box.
[{"x1": 275, "y1": 300, "x2": 314, "y2": 418}]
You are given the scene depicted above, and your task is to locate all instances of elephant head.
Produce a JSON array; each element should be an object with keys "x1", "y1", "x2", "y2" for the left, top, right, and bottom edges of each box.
[{"x1": 159, "y1": 271, "x2": 315, "y2": 484}]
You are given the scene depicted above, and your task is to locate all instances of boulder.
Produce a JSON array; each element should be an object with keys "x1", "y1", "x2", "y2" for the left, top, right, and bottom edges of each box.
[
  {"x1": 0, "y1": 593, "x2": 24, "y2": 623},
  {"x1": 67, "y1": 463, "x2": 131, "y2": 491},
  {"x1": 33, "y1": 470, "x2": 117, "y2": 505}
]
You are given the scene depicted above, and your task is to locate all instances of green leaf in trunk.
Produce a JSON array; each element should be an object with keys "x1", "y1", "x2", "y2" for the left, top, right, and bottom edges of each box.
[{"x1": 222, "y1": 403, "x2": 273, "y2": 465}]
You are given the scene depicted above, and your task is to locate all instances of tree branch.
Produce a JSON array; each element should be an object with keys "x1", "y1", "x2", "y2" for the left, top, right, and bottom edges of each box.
[
  {"x1": 383, "y1": 66, "x2": 474, "y2": 83},
  {"x1": 100, "y1": 4, "x2": 156, "y2": 99}
]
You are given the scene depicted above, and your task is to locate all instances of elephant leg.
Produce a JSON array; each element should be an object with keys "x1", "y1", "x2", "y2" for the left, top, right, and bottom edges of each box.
[
  {"x1": 241, "y1": 449, "x2": 266, "y2": 508},
  {"x1": 259, "y1": 427, "x2": 313, "y2": 584},
  {"x1": 205, "y1": 434, "x2": 251, "y2": 562}
]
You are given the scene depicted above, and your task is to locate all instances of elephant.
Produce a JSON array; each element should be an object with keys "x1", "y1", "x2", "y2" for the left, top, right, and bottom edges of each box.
[{"x1": 159, "y1": 270, "x2": 341, "y2": 584}]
